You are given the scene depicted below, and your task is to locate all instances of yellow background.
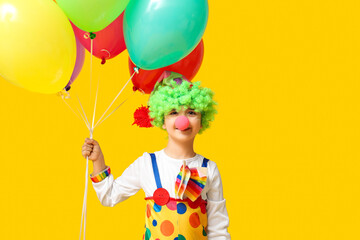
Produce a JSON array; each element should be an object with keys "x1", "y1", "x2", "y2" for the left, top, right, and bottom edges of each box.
[{"x1": 1, "y1": 0, "x2": 360, "y2": 239}]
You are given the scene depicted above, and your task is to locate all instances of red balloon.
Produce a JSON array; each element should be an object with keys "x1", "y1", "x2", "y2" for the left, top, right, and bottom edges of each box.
[
  {"x1": 71, "y1": 12, "x2": 126, "y2": 63},
  {"x1": 129, "y1": 39, "x2": 204, "y2": 94}
]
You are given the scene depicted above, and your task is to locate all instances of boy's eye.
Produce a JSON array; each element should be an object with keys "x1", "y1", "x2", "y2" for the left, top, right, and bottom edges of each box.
[
  {"x1": 169, "y1": 111, "x2": 178, "y2": 115},
  {"x1": 187, "y1": 109, "x2": 198, "y2": 115}
]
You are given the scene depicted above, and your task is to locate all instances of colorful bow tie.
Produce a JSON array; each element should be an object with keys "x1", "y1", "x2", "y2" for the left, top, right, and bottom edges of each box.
[{"x1": 175, "y1": 161, "x2": 207, "y2": 201}]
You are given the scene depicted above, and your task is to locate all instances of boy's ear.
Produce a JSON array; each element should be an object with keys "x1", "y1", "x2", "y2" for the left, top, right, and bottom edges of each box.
[{"x1": 162, "y1": 124, "x2": 166, "y2": 129}]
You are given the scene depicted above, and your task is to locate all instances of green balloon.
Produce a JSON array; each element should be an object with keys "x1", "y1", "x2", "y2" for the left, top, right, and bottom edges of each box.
[
  {"x1": 124, "y1": 0, "x2": 208, "y2": 70},
  {"x1": 56, "y1": 0, "x2": 129, "y2": 32}
]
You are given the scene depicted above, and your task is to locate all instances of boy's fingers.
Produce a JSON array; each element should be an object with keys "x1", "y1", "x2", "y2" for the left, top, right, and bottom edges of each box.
[
  {"x1": 82, "y1": 145, "x2": 93, "y2": 150},
  {"x1": 83, "y1": 147, "x2": 92, "y2": 152},
  {"x1": 83, "y1": 143, "x2": 94, "y2": 148},
  {"x1": 82, "y1": 150, "x2": 91, "y2": 156},
  {"x1": 82, "y1": 139, "x2": 100, "y2": 160},
  {"x1": 82, "y1": 149, "x2": 90, "y2": 153},
  {"x1": 85, "y1": 139, "x2": 99, "y2": 146}
]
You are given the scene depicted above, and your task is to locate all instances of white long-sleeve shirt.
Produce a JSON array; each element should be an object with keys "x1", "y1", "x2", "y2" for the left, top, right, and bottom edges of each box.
[{"x1": 92, "y1": 149, "x2": 231, "y2": 239}]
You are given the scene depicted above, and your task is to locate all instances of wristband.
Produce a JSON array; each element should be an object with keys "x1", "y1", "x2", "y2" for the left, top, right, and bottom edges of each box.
[{"x1": 90, "y1": 166, "x2": 111, "y2": 183}]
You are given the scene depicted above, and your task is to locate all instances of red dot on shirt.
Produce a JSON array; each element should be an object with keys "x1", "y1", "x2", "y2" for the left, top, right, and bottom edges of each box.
[{"x1": 189, "y1": 212, "x2": 200, "y2": 228}]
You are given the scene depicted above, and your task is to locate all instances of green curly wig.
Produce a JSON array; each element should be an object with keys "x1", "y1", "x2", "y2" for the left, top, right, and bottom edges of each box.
[{"x1": 148, "y1": 72, "x2": 217, "y2": 134}]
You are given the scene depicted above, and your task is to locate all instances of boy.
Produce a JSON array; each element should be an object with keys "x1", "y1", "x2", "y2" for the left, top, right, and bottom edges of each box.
[{"x1": 82, "y1": 72, "x2": 230, "y2": 239}]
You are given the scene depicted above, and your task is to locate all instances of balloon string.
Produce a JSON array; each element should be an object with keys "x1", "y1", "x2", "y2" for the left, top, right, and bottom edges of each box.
[
  {"x1": 78, "y1": 110, "x2": 93, "y2": 239},
  {"x1": 80, "y1": 134, "x2": 91, "y2": 240},
  {"x1": 59, "y1": 95, "x2": 90, "y2": 240},
  {"x1": 80, "y1": 74, "x2": 134, "y2": 240},
  {"x1": 89, "y1": 38, "x2": 94, "y2": 122},
  {"x1": 60, "y1": 95, "x2": 90, "y2": 130},
  {"x1": 75, "y1": 93, "x2": 91, "y2": 129},
  {"x1": 84, "y1": 152, "x2": 89, "y2": 240},
  {"x1": 79, "y1": 184, "x2": 84, "y2": 240},
  {"x1": 94, "y1": 91, "x2": 136, "y2": 129},
  {"x1": 100, "y1": 49, "x2": 111, "y2": 64},
  {"x1": 93, "y1": 72, "x2": 136, "y2": 129},
  {"x1": 75, "y1": 92, "x2": 91, "y2": 240},
  {"x1": 91, "y1": 68, "x2": 100, "y2": 131},
  {"x1": 80, "y1": 37, "x2": 95, "y2": 240}
]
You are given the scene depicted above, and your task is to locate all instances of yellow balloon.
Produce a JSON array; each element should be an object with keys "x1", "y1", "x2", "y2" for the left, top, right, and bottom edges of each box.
[{"x1": 0, "y1": 0, "x2": 76, "y2": 94}]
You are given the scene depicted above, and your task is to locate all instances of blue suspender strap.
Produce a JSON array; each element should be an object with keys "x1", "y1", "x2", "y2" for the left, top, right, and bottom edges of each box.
[
  {"x1": 150, "y1": 153, "x2": 162, "y2": 189},
  {"x1": 202, "y1": 158, "x2": 209, "y2": 167}
]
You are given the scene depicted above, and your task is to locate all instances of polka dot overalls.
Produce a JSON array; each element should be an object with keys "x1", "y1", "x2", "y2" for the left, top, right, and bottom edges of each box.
[{"x1": 143, "y1": 153, "x2": 209, "y2": 240}]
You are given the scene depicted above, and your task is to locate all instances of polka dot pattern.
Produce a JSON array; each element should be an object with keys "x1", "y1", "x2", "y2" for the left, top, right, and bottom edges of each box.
[
  {"x1": 202, "y1": 226, "x2": 207, "y2": 236},
  {"x1": 160, "y1": 220, "x2": 174, "y2": 236},
  {"x1": 177, "y1": 203, "x2": 187, "y2": 214},
  {"x1": 166, "y1": 200, "x2": 177, "y2": 211},
  {"x1": 189, "y1": 212, "x2": 200, "y2": 228},
  {"x1": 145, "y1": 198, "x2": 207, "y2": 239},
  {"x1": 146, "y1": 204, "x2": 151, "y2": 218},
  {"x1": 178, "y1": 234, "x2": 186, "y2": 240},
  {"x1": 154, "y1": 203, "x2": 162, "y2": 212},
  {"x1": 145, "y1": 228, "x2": 151, "y2": 240},
  {"x1": 145, "y1": 150, "x2": 210, "y2": 238}
]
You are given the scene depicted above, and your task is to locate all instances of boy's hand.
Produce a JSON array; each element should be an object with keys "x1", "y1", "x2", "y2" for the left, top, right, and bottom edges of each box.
[{"x1": 82, "y1": 138, "x2": 104, "y2": 162}]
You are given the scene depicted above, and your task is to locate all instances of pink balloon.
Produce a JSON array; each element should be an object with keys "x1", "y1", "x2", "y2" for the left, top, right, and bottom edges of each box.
[
  {"x1": 71, "y1": 12, "x2": 126, "y2": 63},
  {"x1": 65, "y1": 37, "x2": 85, "y2": 90}
]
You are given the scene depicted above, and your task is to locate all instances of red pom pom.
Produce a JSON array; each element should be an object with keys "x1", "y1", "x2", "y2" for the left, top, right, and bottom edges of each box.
[{"x1": 132, "y1": 105, "x2": 154, "y2": 128}]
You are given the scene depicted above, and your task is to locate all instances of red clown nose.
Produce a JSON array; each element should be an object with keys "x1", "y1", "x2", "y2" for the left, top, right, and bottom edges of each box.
[{"x1": 175, "y1": 116, "x2": 190, "y2": 130}]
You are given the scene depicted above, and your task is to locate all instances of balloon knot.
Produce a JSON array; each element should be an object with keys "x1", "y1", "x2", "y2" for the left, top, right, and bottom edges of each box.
[
  {"x1": 57, "y1": 89, "x2": 71, "y2": 99},
  {"x1": 134, "y1": 67, "x2": 139, "y2": 74},
  {"x1": 89, "y1": 32, "x2": 96, "y2": 39},
  {"x1": 132, "y1": 86, "x2": 138, "y2": 92},
  {"x1": 65, "y1": 86, "x2": 71, "y2": 91},
  {"x1": 138, "y1": 88, "x2": 146, "y2": 94},
  {"x1": 101, "y1": 58, "x2": 106, "y2": 65}
]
